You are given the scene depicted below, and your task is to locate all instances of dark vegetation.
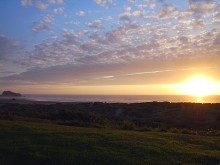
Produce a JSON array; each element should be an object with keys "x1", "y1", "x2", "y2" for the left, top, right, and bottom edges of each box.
[
  {"x1": 0, "y1": 102, "x2": 220, "y2": 134},
  {"x1": 0, "y1": 102, "x2": 220, "y2": 164}
]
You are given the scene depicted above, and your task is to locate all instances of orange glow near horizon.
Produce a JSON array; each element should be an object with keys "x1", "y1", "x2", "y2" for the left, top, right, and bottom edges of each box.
[
  {"x1": 178, "y1": 76, "x2": 219, "y2": 96},
  {"x1": 10, "y1": 84, "x2": 176, "y2": 95},
  {"x1": 2, "y1": 76, "x2": 220, "y2": 95}
]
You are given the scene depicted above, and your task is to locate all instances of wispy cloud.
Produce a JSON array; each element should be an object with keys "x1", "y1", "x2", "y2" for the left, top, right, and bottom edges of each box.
[
  {"x1": 43, "y1": 14, "x2": 54, "y2": 23},
  {"x1": 85, "y1": 19, "x2": 103, "y2": 30},
  {"x1": 158, "y1": 5, "x2": 177, "y2": 19},
  {"x1": 1, "y1": 62, "x2": 218, "y2": 86},
  {"x1": 76, "y1": 11, "x2": 85, "y2": 17},
  {"x1": 57, "y1": 0, "x2": 63, "y2": 4},
  {"x1": 20, "y1": 0, "x2": 63, "y2": 10},
  {"x1": 32, "y1": 22, "x2": 51, "y2": 33},
  {"x1": 1, "y1": 0, "x2": 220, "y2": 87},
  {"x1": 21, "y1": 0, "x2": 32, "y2": 7},
  {"x1": 0, "y1": 35, "x2": 20, "y2": 60},
  {"x1": 189, "y1": 3, "x2": 216, "y2": 13},
  {"x1": 95, "y1": 76, "x2": 115, "y2": 80},
  {"x1": 35, "y1": 1, "x2": 48, "y2": 10},
  {"x1": 53, "y1": 7, "x2": 64, "y2": 14},
  {"x1": 94, "y1": 0, "x2": 115, "y2": 8},
  {"x1": 126, "y1": 67, "x2": 217, "y2": 76},
  {"x1": 126, "y1": 70, "x2": 175, "y2": 76}
]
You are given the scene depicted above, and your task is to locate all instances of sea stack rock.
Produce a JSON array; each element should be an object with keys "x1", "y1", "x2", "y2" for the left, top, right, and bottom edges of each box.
[{"x1": 1, "y1": 91, "x2": 22, "y2": 97}]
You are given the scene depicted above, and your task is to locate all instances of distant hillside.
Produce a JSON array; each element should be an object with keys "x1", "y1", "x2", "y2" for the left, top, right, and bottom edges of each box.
[{"x1": 1, "y1": 91, "x2": 22, "y2": 97}]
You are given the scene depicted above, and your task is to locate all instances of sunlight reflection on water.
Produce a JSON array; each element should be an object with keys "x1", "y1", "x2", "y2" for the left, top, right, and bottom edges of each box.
[
  {"x1": 24, "y1": 95, "x2": 220, "y2": 103},
  {"x1": 195, "y1": 96, "x2": 203, "y2": 103}
]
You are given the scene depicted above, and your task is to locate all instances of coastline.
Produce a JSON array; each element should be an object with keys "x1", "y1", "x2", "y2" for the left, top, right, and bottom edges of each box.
[
  {"x1": 1, "y1": 96, "x2": 220, "y2": 104},
  {"x1": 0, "y1": 97, "x2": 56, "y2": 105},
  {"x1": 2, "y1": 94, "x2": 220, "y2": 104}
]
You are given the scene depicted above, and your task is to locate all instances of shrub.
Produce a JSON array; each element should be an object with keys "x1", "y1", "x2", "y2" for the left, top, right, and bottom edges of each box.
[
  {"x1": 169, "y1": 128, "x2": 180, "y2": 133},
  {"x1": 181, "y1": 128, "x2": 193, "y2": 134},
  {"x1": 121, "y1": 120, "x2": 136, "y2": 130}
]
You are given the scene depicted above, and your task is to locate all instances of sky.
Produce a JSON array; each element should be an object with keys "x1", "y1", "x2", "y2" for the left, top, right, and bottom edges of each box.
[{"x1": 0, "y1": 0, "x2": 220, "y2": 95}]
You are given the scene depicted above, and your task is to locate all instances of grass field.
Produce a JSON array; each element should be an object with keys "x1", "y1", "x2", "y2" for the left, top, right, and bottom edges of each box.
[{"x1": 0, "y1": 119, "x2": 219, "y2": 165}]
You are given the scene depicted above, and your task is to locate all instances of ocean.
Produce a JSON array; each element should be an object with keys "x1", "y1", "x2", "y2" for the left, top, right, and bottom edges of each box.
[{"x1": 24, "y1": 95, "x2": 220, "y2": 103}]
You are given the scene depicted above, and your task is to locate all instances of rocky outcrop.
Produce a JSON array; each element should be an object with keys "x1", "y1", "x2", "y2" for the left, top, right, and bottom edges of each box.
[{"x1": 1, "y1": 91, "x2": 22, "y2": 97}]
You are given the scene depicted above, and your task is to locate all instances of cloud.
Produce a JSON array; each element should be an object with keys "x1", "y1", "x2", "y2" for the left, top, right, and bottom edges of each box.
[
  {"x1": 35, "y1": 1, "x2": 49, "y2": 10},
  {"x1": 62, "y1": 29, "x2": 81, "y2": 46},
  {"x1": 76, "y1": 11, "x2": 85, "y2": 17},
  {"x1": 53, "y1": 7, "x2": 64, "y2": 14},
  {"x1": 85, "y1": 19, "x2": 103, "y2": 30},
  {"x1": 19, "y1": 29, "x2": 83, "y2": 68},
  {"x1": 125, "y1": 67, "x2": 216, "y2": 77},
  {"x1": 43, "y1": 14, "x2": 54, "y2": 23},
  {"x1": 94, "y1": 0, "x2": 115, "y2": 8},
  {"x1": 21, "y1": 0, "x2": 32, "y2": 7},
  {"x1": 65, "y1": 21, "x2": 80, "y2": 25},
  {"x1": 213, "y1": 12, "x2": 220, "y2": 23},
  {"x1": 11, "y1": 1, "x2": 220, "y2": 77},
  {"x1": 119, "y1": 12, "x2": 132, "y2": 23},
  {"x1": 177, "y1": 11, "x2": 192, "y2": 19},
  {"x1": 189, "y1": 0, "x2": 215, "y2": 3},
  {"x1": 150, "y1": 3, "x2": 156, "y2": 9},
  {"x1": 1, "y1": 58, "x2": 219, "y2": 86},
  {"x1": 136, "y1": 4, "x2": 147, "y2": 9},
  {"x1": 0, "y1": 35, "x2": 20, "y2": 60},
  {"x1": 178, "y1": 36, "x2": 189, "y2": 44},
  {"x1": 22, "y1": 15, "x2": 220, "y2": 69},
  {"x1": 57, "y1": 0, "x2": 63, "y2": 4},
  {"x1": 32, "y1": 22, "x2": 51, "y2": 33},
  {"x1": 156, "y1": 0, "x2": 166, "y2": 2},
  {"x1": 2, "y1": 17, "x2": 220, "y2": 84},
  {"x1": 48, "y1": 0, "x2": 56, "y2": 4},
  {"x1": 158, "y1": 5, "x2": 178, "y2": 19},
  {"x1": 0, "y1": 71, "x2": 16, "y2": 74},
  {"x1": 125, "y1": 6, "x2": 132, "y2": 11},
  {"x1": 79, "y1": 30, "x2": 89, "y2": 36},
  {"x1": 3, "y1": 0, "x2": 220, "y2": 88},
  {"x1": 126, "y1": 69, "x2": 175, "y2": 76},
  {"x1": 21, "y1": 0, "x2": 63, "y2": 10},
  {"x1": 132, "y1": 10, "x2": 142, "y2": 17},
  {"x1": 99, "y1": 75, "x2": 114, "y2": 79},
  {"x1": 189, "y1": 19, "x2": 206, "y2": 29},
  {"x1": 188, "y1": 3, "x2": 216, "y2": 20},
  {"x1": 189, "y1": 3, "x2": 216, "y2": 13},
  {"x1": 0, "y1": 63, "x2": 123, "y2": 84}
]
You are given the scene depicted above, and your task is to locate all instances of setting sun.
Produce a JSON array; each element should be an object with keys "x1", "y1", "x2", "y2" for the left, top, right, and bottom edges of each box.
[{"x1": 180, "y1": 76, "x2": 218, "y2": 96}]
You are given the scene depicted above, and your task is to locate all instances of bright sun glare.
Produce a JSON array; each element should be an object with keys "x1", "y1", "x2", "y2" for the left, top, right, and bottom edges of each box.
[{"x1": 180, "y1": 76, "x2": 217, "y2": 96}]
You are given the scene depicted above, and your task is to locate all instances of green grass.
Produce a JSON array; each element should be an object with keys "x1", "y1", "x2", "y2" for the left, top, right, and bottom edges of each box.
[{"x1": 0, "y1": 120, "x2": 219, "y2": 165}]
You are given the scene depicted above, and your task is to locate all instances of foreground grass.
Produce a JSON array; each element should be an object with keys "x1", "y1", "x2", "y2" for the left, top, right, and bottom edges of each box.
[{"x1": 0, "y1": 120, "x2": 219, "y2": 165}]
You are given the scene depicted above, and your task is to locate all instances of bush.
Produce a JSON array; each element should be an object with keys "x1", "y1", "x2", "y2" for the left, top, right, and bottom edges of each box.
[
  {"x1": 169, "y1": 128, "x2": 180, "y2": 133},
  {"x1": 121, "y1": 120, "x2": 136, "y2": 130},
  {"x1": 181, "y1": 128, "x2": 193, "y2": 134}
]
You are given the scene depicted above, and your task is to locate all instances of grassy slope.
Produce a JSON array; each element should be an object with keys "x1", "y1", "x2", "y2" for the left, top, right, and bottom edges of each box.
[{"x1": 0, "y1": 120, "x2": 219, "y2": 165}]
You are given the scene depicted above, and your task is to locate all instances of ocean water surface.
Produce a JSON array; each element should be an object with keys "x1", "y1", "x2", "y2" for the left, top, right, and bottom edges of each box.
[{"x1": 24, "y1": 95, "x2": 220, "y2": 103}]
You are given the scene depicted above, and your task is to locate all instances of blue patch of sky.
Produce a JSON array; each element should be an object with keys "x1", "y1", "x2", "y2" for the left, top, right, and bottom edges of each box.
[{"x1": 0, "y1": 1, "x2": 52, "y2": 51}]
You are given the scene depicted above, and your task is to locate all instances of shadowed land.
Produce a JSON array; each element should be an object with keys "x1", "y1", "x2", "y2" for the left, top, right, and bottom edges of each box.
[{"x1": 0, "y1": 101, "x2": 220, "y2": 164}]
